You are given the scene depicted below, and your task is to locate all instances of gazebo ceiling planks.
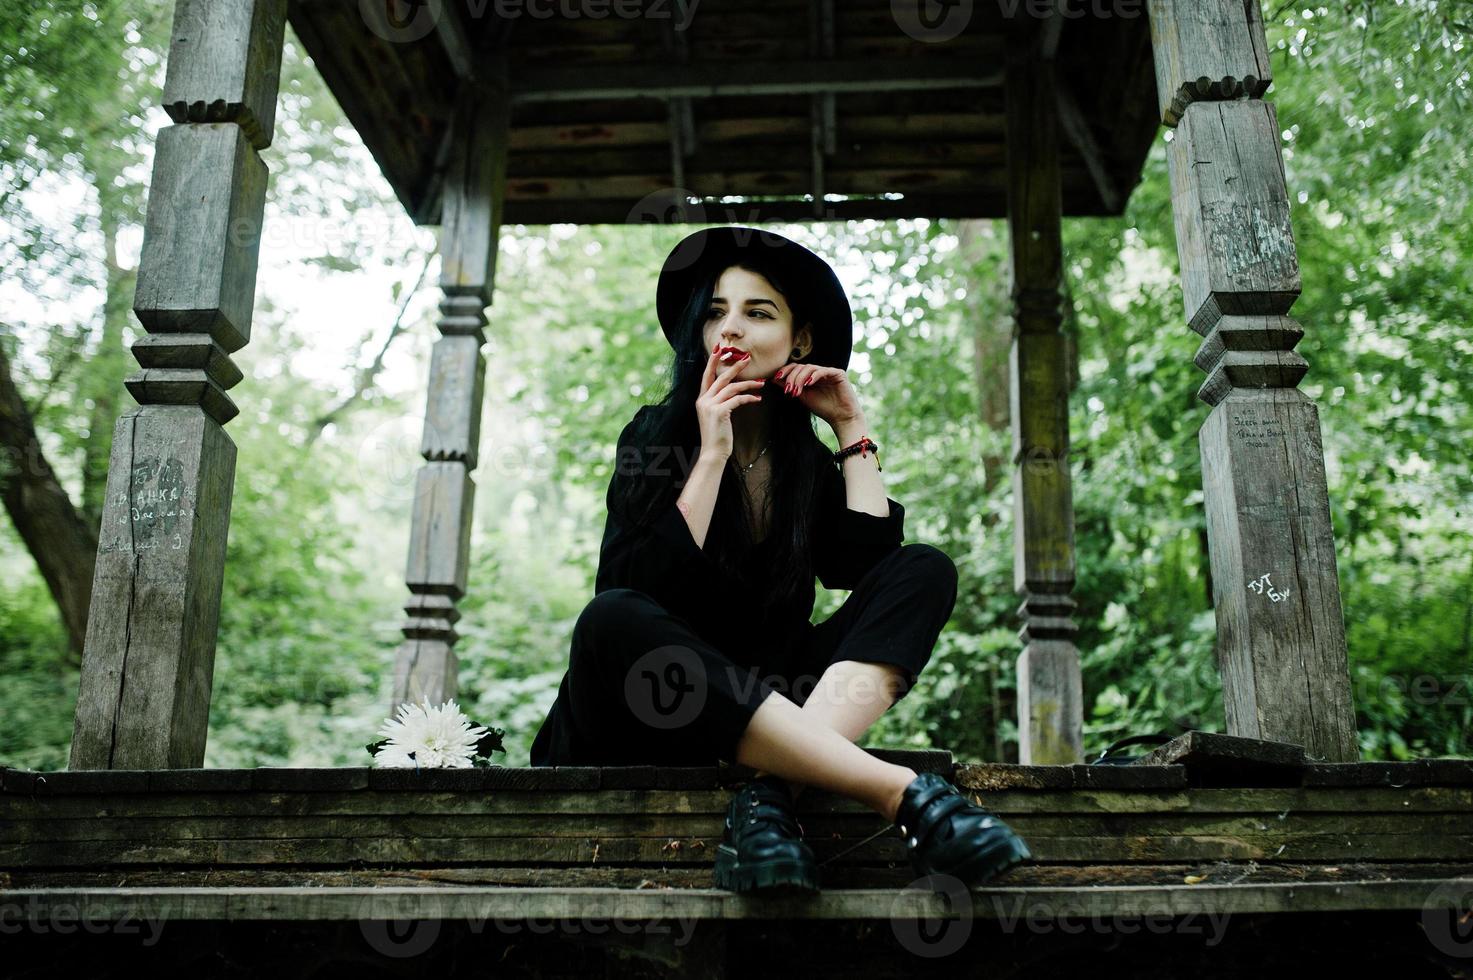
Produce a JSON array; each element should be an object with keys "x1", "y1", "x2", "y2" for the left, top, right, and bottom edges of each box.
[{"x1": 286, "y1": 0, "x2": 1160, "y2": 225}]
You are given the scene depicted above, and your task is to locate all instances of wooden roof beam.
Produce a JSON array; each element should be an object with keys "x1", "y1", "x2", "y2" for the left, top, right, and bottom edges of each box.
[
  {"x1": 660, "y1": 14, "x2": 695, "y2": 192},
  {"x1": 508, "y1": 58, "x2": 1004, "y2": 104},
  {"x1": 433, "y1": 5, "x2": 475, "y2": 80},
  {"x1": 1056, "y1": 79, "x2": 1122, "y2": 214},
  {"x1": 808, "y1": 0, "x2": 836, "y2": 218},
  {"x1": 1029, "y1": 8, "x2": 1120, "y2": 220},
  {"x1": 1040, "y1": 10, "x2": 1065, "y2": 60}
]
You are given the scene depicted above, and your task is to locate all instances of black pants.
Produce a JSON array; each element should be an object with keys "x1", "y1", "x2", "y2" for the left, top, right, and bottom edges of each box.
[{"x1": 539, "y1": 543, "x2": 958, "y2": 767}]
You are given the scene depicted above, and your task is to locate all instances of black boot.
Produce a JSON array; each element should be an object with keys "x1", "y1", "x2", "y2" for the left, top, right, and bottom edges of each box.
[
  {"x1": 894, "y1": 772, "x2": 1031, "y2": 887},
  {"x1": 713, "y1": 775, "x2": 820, "y2": 894}
]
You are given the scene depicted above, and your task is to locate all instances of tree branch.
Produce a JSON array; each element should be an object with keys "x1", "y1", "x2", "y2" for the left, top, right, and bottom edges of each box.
[{"x1": 306, "y1": 247, "x2": 437, "y2": 445}]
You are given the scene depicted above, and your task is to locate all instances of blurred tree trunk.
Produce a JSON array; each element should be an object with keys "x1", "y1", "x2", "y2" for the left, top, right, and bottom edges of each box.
[
  {"x1": 958, "y1": 219, "x2": 1013, "y2": 501},
  {"x1": 0, "y1": 335, "x2": 97, "y2": 659},
  {"x1": 80, "y1": 195, "x2": 134, "y2": 533}
]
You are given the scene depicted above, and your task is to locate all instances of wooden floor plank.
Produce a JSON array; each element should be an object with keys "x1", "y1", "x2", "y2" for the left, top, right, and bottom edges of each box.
[{"x1": 4, "y1": 878, "x2": 1468, "y2": 921}]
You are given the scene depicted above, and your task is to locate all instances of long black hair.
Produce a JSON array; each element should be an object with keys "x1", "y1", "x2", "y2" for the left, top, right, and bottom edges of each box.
[{"x1": 612, "y1": 252, "x2": 835, "y2": 619}]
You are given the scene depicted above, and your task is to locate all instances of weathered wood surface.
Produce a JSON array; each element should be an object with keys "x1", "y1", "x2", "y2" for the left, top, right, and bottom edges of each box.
[
  {"x1": 1132, "y1": 731, "x2": 1308, "y2": 786},
  {"x1": 286, "y1": 2, "x2": 1157, "y2": 222},
  {"x1": 1200, "y1": 390, "x2": 1358, "y2": 761},
  {"x1": 1194, "y1": 314, "x2": 1308, "y2": 407},
  {"x1": 1166, "y1": 100, "x2": 1301, "y2": 334},
  {"x1": 161, "y1": 0, "x2": 288, "y2": 149},
  {"x1": 68, "y1": 407, "x2": 236, "y2": 770},
  {"x1": 6, "y1": 760, "x2": 1471, "y2": 870},
  {"x1": 128, "y1": 333, "x2": 244, "y2": 427},
  {"x1": 402, "y1": 462, "x2": 476, "y2": 596},
  {"x1": 71, "y1": 2, "x2": 286, "y2": 771},
  {"x1": 1055, "y1": 72, "x2": 1121, "y2": 212},
  {"x1": 419, "y1": 335, "x2": 486, "y2": 467},
  {"x1": 1150, "y1": 0, "x2": 1358, "y2": 764},
  {"x1": 11, "y1": 758, "x2": 1470, "y2": 797},
  {"x1": 391, "y1": 76, "x2": 508, "y2": 710},
  {"x1": 10, "y1": 861, "x2": 1468, "y2": 893},
  {"x1": 7, "y1": 783, "x2": 1472, "y2": 817},
  {"x1": 438, "y1": 66, "x2": 509, "y2": 307},
  {"x1": 1005, "y1": 49, "x2": 1081, "y2": 766},
  {"x1": 1, "y1": 877, "x2": 1466, "y2": 923},
  {"x1": 1015, "y1": 642, "x2": 1083, "y2": 767},
  {"x1": 394, "y1": 457, "x2": 476, "y2": 708},
  {"x1": 1145, "y1": 0, "x2": 1273, "y2": 126},
  {"x1": 132, "y1": 123, "x2": 268, "y2": 351}
]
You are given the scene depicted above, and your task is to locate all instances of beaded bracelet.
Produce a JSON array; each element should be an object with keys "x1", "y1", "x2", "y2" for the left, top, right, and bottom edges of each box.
[{"x1": 833, "y1": 436, "x2": 881, "y2": 471}]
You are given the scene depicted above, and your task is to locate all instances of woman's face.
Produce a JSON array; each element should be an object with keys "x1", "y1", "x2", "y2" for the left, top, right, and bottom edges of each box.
[{"x1": 701, "y1": 265, "x2": 809, "y2": 381}]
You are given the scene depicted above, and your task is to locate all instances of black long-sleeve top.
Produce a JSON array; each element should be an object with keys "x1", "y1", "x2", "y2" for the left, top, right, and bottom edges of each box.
[{"x1": 529, "y1": 405, "x2": 905, "y2": 766}]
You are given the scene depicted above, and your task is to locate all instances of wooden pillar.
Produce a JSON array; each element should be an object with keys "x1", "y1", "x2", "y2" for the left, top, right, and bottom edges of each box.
[
  {"x1": 390, "y1": 68, "x2": 509, "y2": 709},
  {"x1": 69, "y1": 0, "x2": 287, "y2": 769},
  {"x1": 1004, "y1": 44, "x2": 1083, "y2": 765},
  {"x1": 1146, "y1": 0, "x2": 1359, "y2": 761}
]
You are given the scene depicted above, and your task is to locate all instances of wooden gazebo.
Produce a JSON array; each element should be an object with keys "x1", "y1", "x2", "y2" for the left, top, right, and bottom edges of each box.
[{"x1": 6, "y1": 0, "x2": 1469, "y2": 972}]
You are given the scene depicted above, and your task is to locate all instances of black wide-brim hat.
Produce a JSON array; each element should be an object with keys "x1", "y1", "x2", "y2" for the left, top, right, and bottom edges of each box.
[{"x1": 656, "y1": 226, "x2": 853, "y2": 370}]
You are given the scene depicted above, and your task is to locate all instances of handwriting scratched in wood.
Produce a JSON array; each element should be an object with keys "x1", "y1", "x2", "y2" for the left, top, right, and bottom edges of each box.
[{"x1": 1247, "y1": 572, "x2": 1290, "y2": 603}]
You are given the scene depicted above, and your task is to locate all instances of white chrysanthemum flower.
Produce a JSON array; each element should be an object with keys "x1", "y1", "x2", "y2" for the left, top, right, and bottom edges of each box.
[{"x1": 373, "y1": 698, "x2": 490, "y2": 769}]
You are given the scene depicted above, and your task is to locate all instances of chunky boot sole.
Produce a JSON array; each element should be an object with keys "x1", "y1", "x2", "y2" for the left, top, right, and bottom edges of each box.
[{"x1": 712, "y1": 844, "x2": 821, "y2": 894}]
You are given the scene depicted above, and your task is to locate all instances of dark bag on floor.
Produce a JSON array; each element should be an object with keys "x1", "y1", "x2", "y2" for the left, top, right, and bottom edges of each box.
[{"x1": 1088, "y1": 733, "x2": 1175, "y2": 766}]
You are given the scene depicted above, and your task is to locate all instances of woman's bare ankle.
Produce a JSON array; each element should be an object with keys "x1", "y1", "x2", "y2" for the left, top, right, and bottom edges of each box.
[{"x1": 879, "y1": 767, "x2": 919, "y2": 823}]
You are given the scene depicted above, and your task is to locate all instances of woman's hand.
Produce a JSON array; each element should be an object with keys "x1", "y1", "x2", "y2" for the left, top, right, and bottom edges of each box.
[
  {"x1": 696, "y1": 343, "x2": 766, "y2": 460},
  {"x1": 772, "y1": 363, "x2": 864, "y2": 429}
]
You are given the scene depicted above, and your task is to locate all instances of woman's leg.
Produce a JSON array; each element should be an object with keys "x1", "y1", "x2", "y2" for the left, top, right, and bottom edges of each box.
[
  {"x1": 564, "y1": 587, "x2": 922, "y2": 819},
  {"x1": 733, "y1": 687, "x2": 919, "y2": 822},
  {"x1": 752, "y1": 543, "x2": 959, "y2": 804},
  {"x1": 788, "y1": 660, "x2": 910, "y2": 801},
  {"x1": 562, "y1": 588, "x2": 777, "y2": 767}
]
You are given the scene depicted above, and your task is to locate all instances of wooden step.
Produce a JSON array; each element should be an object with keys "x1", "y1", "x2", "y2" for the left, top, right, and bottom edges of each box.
[
  {"x1": 4, "y1": 760, "x2": 1471, "y2": 872},
  {"x1": 5, "y1": 859, "x2": 1473, "y2": 921}
]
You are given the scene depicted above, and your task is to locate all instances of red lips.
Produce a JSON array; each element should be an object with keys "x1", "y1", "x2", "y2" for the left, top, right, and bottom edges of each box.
[{"x1": 718, "y1": 346, "x2": 750, "y2": 363}]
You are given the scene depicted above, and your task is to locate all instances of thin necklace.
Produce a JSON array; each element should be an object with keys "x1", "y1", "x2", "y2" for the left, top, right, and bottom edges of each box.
[{"x1": 734, "y1": 438, "x2": 772, "y2": 475}]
